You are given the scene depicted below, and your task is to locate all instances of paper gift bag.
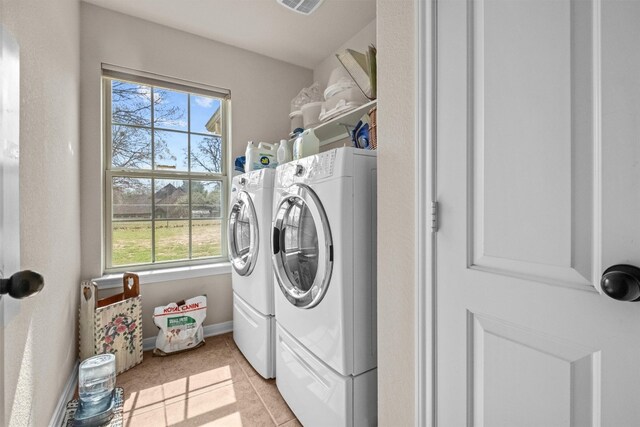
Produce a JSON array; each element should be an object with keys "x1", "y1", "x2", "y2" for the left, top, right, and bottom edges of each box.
[{"x1": 79, "y1": 273, "x2": 143, "y2": 374}]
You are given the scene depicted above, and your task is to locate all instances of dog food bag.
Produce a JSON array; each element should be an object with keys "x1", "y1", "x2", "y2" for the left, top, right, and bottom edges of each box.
[{"x1": 153, "y1": 295, "x2": 207, "y2": 356}]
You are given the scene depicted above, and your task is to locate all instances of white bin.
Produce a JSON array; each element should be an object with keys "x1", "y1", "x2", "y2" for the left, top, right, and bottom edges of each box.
[{"x1": 301, "y1": 101, "x2": 323, "y2": 128}]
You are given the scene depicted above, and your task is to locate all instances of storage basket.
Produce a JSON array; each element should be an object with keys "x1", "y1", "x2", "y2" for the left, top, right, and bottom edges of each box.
[
  {"x1": 368, "y1": 106, "x2": 377, "y2": 150},
  {"x1": 79, "y1": 273, "x2": 143, "y2": 374}
]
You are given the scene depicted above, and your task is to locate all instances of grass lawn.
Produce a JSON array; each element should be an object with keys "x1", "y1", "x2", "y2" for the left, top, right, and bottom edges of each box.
[{"x1": 112, "y1": 219, "x2": 222, "y2": 266}]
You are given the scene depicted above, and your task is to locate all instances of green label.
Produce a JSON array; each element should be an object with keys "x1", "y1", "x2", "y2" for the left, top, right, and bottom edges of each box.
[{"x1": 167, "y1": 316, "x2": 196, "y2": 327}]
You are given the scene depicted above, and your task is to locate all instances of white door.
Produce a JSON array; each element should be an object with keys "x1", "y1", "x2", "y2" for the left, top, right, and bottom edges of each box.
[
  {"x1": 436, "y1": 0, "x2": 640, "y2": 425},
  {"x1": 0, "y1": 23, "x2": 20, "y2": 426}
]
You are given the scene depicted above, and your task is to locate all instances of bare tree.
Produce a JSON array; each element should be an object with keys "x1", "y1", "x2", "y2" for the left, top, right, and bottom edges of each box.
[
  {"x1": 111, "y1": 80, "x2": 223, "y2": 216},
  {"x1": 190, "y1": 135, "x2": 222, "y2": 173},
  {"x1": 111, "y1": 81, "x2": 181, "y2": 169}
]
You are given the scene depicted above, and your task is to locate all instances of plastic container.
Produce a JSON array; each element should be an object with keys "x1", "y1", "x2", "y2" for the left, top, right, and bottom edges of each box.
[
  {"x1": 245, "y1": 141, "x2": 256, "y2": 172},
  {"x1": 301, "y1": 101, "x2": 323, "y2": 128},
  {"x1": 319, "y1": 87, "x2": 368, "y2": 122},
  {"x1": 78, "y1": 354, "x2": 116, "y2": 413},
  {"x1": 324, "y1": 67, "x2": 358, "y2": 100},
  {"x1": 289, "y1": 110, "x2": 304, "y2": 132},
  {"x1": 291, "y1": 82, "x2": 323, "y2": 114},
  {"x1": 293, "y1": 128, "x2": 320, "y2": 160},
  {"x1": 277, "y1": 139, "x2": 292, "y2": 164},
  {"x1": 245, "y1": 141, "x2": 278, "y2": 172}
]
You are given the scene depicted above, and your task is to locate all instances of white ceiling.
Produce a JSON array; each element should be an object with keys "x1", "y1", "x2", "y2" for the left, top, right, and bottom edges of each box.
[{"x1": 81, "y1": 0, "x2": 376, "y2": 69}]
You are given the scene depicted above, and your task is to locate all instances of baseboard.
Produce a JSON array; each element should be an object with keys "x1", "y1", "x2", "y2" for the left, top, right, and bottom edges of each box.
[
  {"x1": 49, "y1": 360, "x2": 79, "y2": 427},
  {"x1": 143, "y1": 320, "x2": 233, "y2": 351},
  {"x1": 50, "y1": 320, "x2": 233, "y2": 426}
]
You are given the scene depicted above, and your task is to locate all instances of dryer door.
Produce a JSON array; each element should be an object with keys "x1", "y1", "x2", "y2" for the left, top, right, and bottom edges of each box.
[
  {"x1": 272, "y1": 184, "x2": 333, "y2": 309},
  {"x1": 228, "y1": 191, "x2": 259, "y2": 276}
]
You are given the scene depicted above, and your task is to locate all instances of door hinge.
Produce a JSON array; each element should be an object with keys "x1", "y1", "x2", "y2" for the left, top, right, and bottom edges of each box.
[{"x1": 431, "y1": 201, "x2": 438, "y2": 232}]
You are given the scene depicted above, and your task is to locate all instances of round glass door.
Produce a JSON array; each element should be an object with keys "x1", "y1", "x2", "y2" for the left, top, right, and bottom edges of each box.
[
  {"x1": 272, "y1": 184, "x2": 332, "y2": 308},
  {"x1": 228, "y1": 191, "x2": 258, "y2": 276}
]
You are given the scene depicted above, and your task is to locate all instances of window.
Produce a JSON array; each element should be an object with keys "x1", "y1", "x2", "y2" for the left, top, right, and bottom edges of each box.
[{"x1": 103, "y1": 68, "x2": 230, "y2": 272}]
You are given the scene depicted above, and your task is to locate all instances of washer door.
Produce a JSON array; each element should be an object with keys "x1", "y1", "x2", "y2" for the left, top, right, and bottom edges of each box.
[
  {"x1": 228, "y1": 191, "x2": 259, "y2": 276},
  {"x1": 272, "y1": 184, "x2": 333, "y2": 309}
]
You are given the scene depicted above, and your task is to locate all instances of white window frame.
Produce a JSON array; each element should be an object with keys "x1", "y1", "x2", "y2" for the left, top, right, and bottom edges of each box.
[{"x1": 102, "y1": 65, "x2": 232, "y2": 274}]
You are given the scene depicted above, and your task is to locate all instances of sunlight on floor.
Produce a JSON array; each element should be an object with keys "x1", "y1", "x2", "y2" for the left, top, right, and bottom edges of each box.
[
  {"x1": 124, "y1": 366, "x2": 237, "y2": 424},
  {"x1": 118, "y1": 334, "x2": 300, "y2": 426}
]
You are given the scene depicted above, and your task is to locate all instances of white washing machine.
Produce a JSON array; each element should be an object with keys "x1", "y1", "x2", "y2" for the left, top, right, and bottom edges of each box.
[
  {"x1": 228, "y1": 168, "x2": 276, "y2": 379},
  {"x1": 271, "y1": 147, "x2": 377, "y2": 427}
]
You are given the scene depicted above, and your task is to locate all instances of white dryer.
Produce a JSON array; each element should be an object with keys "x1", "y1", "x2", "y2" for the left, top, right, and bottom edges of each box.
[
  {"x1": 271, "y1": 147, "x2": 377, "y2": 427},
  {"x1": 228, "y1": 168, "x2": 276, "y2": 379}
]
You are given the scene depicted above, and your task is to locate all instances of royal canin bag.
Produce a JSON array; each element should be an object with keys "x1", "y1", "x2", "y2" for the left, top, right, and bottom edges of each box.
[
  {"x1": 79, "y1": 273, "x2": 143, "y2": 374},
  {"x1": 153, "y1": 295, "x2": 207, "y2": 356}
]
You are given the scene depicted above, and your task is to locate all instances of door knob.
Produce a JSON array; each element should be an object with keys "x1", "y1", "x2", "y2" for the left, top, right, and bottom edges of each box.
[
  {"x1": 0, "y1": 270, "x2": 44, "y2": 299},
  {"x1": 600, "y1": 265, "x2": 640, "y2": 302}
]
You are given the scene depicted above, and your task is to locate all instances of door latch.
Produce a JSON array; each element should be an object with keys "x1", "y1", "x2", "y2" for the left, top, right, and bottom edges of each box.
[{"x1": 431, "y1": 201, "x2": 438, "y2": 232}]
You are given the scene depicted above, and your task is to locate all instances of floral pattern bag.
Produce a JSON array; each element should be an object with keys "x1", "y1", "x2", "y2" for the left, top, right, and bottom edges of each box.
[{"x1": 79, "y1": 273, "x2": 143, "y2": 374}]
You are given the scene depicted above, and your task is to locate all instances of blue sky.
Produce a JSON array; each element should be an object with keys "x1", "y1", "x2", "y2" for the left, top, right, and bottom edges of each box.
[
  {"x1": 153, "y1": 87, "x2": 221, "y2": 134},
  {"x1": 111, "y1": 79, "x2": 222, "y2": 172},
  {"x1": 155, "y1": 130, "x2": 188, "y2": 171}
]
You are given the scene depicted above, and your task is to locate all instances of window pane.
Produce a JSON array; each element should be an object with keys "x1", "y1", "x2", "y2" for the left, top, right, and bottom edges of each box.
[
  {"x1": 155, "y1": 130, "x2": 188, "y2": 171},
  {"x1": 191, "y1": 135, "x2": 223, "y2": 173},
  {"x1": 190, "y1": 95, "x2": 222, "y2": 135},
  {"x1": 111, "y1": 176, "x2": 153, "y2": 267},
  {"x1": 155, "y1": 219, "x2": 189, "y2": 262},
  {"x1": 112, "y1": 177, "x2": 152, "y2": 220},
  {"x1": 112, "y1": 221, "x2": 152, "y2": 266},
  {"x1": 192, "y1": 219, "x2": 222, "y2": 258},
  {"x1": 112, "y1": 125, "x2": 152, "y2": 169},
  {"x1": 111, "y1": 80, "x2": 151, "y2": 126},
  {"x1": 155, "y1": 179, "x2": 189, "y2": 219},
  {"x1": 191, "y1": 181, "x2": 222, "y2": 219},
  {"x1": 154, "y1": 88, "x2": 188, "y2": 131}
]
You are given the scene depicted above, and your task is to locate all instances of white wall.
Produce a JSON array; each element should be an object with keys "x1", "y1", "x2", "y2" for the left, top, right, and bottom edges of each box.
[
  {"x1": 80, "y1": 4, "x2": 312, "y2": 337},
  {"x1": 313, "y1": 19, "x2": 376, "y2": 92},
  {"x1": 1, "y1": 0, "x2": 81, "y2": 424},
  {"x1": 377, "y1": 0, "x2": 416, "y2": 425}
]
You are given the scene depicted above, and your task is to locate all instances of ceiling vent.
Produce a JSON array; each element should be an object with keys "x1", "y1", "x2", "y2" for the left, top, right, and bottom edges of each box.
[{"x1": 277, "y1": 0, "x2": 325, "y2": 15}]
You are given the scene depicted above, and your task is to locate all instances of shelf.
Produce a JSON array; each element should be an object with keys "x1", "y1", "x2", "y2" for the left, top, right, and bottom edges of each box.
[{"x1": 311, "y1": 100, "x2": 377, "y2": 146}]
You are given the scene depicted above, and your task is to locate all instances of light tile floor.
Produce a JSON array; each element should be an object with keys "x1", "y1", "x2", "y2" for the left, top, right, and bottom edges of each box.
[{"x1": 116, "y1": 332, "x2": 301, "y2": 426}]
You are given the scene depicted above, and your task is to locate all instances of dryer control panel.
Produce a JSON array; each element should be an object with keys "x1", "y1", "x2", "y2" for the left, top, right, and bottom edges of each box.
[
  {"x1": 308, "y1": 150, "x2": 336, "y2": 181},
  {"x1": 278, "y1": 150, "x2": 337, "y2": 187}
]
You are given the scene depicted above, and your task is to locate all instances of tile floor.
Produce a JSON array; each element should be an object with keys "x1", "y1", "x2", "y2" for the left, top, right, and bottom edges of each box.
[{"x1": 116, "y1": 332, "x2": 301, "y2": 426}]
